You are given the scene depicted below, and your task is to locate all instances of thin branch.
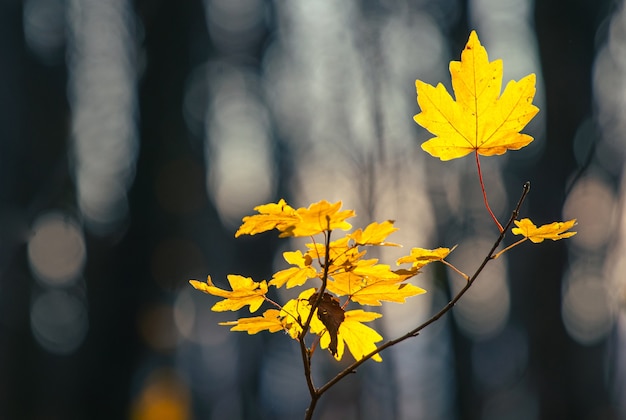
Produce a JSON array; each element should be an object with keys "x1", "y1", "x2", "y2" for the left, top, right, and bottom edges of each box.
[
  {"x1": 314, "y1": 181, "x2": 531, "y2": 401},
  {"x1": 302, "y1": 223, "x2": 333, "y2": 420},
  {"x1": 302, "y1": 226, "x2": 332, "y2": 335}
]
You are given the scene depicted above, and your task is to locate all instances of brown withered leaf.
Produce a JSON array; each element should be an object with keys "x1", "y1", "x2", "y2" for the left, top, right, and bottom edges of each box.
[{"x1": 309, "y1": 292, "x2": 345, "y2": 356}]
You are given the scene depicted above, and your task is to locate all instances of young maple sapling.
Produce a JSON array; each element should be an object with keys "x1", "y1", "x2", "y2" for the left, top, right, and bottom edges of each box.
[{"x1": 189, "y1": 31, "x2": 576, "y2": 420}]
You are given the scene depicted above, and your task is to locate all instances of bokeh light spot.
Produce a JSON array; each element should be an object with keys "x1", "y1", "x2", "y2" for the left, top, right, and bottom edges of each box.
[
  {"x1": 28, "y1": 212, "x2": 85, "y2": 286},
  {"x1": 563, "y1": 175, "x2": 616, "y2": 252},
  {"x1": 131, "y1": 368, "x2": 191, "y2": 420},
  {"x1": 23, "y1": 0, "x2": 66, "y2": 64},
  {"x1": 449, "y1": 237, "x2": 510, "y2": 339},
  {"x1": 562, "y1": 272, "x2": 614, "y2": 345},
  {"x1": 205, "y1": 66, "x2": 275, "y2": 226},
  {"x1": 138, "y1": 304, "x2": 179, "y2": 352},
  {"x1": 173, "y1": 288, "x2": 196, "y2": 341},
  {"x1": 30, "y1": 290, "x2": 88, "y2": 355}
]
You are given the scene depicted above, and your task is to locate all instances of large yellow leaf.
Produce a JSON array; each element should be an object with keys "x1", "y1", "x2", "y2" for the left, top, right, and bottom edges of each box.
[
  {"x1": 189, "y1": 275, "x2": 268, "y2": 313},
  {"x1": 235, "y1": 199, "x2": 355, "y2": 238},
  {"x1": 414, "y1": 31, "x2": 539, "y2": 161},
  {"x1": 512, "y1": 218, "x2": 577, "y2": 243},
  {"x1": 326, "y1": 258, "x2": 426, "y2": 305},
  {"x1": 291, "y1": 200, "x2": 356, "y2": 237}
]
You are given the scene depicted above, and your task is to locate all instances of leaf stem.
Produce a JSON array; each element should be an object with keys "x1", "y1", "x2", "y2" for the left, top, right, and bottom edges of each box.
[
  {"x1": 492, "y1": 238, "x2": 527, "y2": 260},
  {"x1": 475, "y1": 151, "x2": 504, "y2": 233},
  {"x1": 308, "y1": 182, "x2": 531, "y2": 415},
  {"x1": 440, "y1": 260, "x2": 470, "y2": 281}
]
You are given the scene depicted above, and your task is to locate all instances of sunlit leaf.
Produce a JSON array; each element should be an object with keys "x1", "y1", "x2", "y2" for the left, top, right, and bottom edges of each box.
[
  {"x1": 235, "y1": 199, "x2": 355, "y2": 238},
  {"x1": 280, "y1": 288, "x2": 324, "y2": 339},
  {"x1": 189, "y1": 275, "x2": 268, "y2": 313},
  {"x1": 220, "y1": 309, "x2": 284, "y2": 334},
  {"x1": 270, "y1": 250, "x2": 318, "y2": 288},
  {"x1": 396, "y1": 247, "x2": 451, "y2": 269},
  {"x1": 315, "y1": 309, "x2": 383, "y2": 362},
  {"x1": 349, "y1": 220, "x2": 400, "y2": 246},
  {"x1": 290, "y1": 200, "x2": 356, "y2": 237},
  {"x1": 326, "y1": 258, "x2": 426, "y2": 305},
  {"x1": 306, "y1": 237, "x2": 365, "y2": 268},
  {"x1": 512, "y1": 218, "x2": 577, "y2": 243},
  {"x1": 414, "y1": 30, "x2": 539, "y2": 161},
  {"x1": 235, "y1": 199, "x2": 298, "y2": 237}
]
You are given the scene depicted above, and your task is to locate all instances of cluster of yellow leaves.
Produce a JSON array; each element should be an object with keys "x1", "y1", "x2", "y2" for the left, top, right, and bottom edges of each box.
[{"x1": 191, "y1": 200, "x2": 450, "y2": 362}]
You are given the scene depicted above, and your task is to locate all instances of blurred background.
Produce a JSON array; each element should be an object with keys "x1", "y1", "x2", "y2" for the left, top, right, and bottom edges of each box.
[{"x1": 1, "y1": 0, "x2": 625, "y2": 419}]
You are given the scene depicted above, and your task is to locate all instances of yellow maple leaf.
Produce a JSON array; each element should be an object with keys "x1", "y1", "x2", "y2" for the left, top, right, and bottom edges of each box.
[
  {"x1": 512, "y1": 218, "x2": 577, "y2": 243},
  {"x1": 291, "y1": 200, "x2": 356, "y2": 237},
  {"x1": 219, "y1": 309, "x2": 285, "y2": 334},
  {"x1": 235, "y1": 199, "x2": 299, "y2": 237},
  {"x1": 396, "y1": 247, "x2": 451, "y2": 270},
  {"x1": 414, "y1": 30, "x2": 539, "y2": 161},
  {"x1": 235, "y1": 199, "x2": 355, "y2": 238},
  {"x1": 345, "y1": 278, "x2": 425, "y2": 306},
  {"x1": 279, "y1": 288, "x2": 325, "y2": 339},
  {"x1": 270, "y1": 250, "x2": 318, "y2": 288},
  {"x1": 189, "y1": 275, "x2": 268, "y2": 313},
  {"x1": 327, "y1": 259, "x2": 426, "y2": 305},
  {"x1": 349, "y1": 220, "x2": 400, "y2": 246},
  {"x1": 306, "y1": 237, "x2": 366, "y2": 269},
  {"x1": 314, "y1": 309, "x2": 383, "y2": 362}
]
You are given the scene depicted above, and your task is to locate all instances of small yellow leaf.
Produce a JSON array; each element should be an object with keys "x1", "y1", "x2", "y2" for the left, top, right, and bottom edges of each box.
[
  {"x1": 279, "y1": 288, "x2": 325, "y2": 339},
  {"x1": 220, "y1": 309, "x2": 284, "y2": 334},
  {"x1": 396, "y1": 247, "x2": 451, "y2": 269},
  {"x1": 512, "y1": 218, "x2": 577, "y2": 243},
  {"x1": 349, "y1": 220, "x2": 400, "y2": 246},
  {"x1": 306, "y1": 237, "x2": 364, "y2": 268},
  {"x1": 270, "y1": 250, "x2": 318, "y2": 288},
  {"x1": 316, "y1": 309, "x2": 383, "y2": 362},
  {"x1": 414, "y1": 30, "x2": 539, "y2": 161},
  {"x1": 235, "y1": 199, "x2": 299, "y2": 237},
  {"x1": 189, "y1": 275, "x2": 268, "y2": 313}
]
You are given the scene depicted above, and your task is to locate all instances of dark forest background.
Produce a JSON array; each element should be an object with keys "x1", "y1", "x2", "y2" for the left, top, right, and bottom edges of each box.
[{"x1": 1, "y1": 0, "x2": 624, "y2": 419}]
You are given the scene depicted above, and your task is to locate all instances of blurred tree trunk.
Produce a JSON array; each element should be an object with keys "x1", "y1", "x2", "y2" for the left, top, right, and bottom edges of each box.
[
  {"x1": 515, "y1": 1, "x2": 615, "y2": 418},
  {"x1": 0, "y1": 0, "x2": 74, "y2": 418}
]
